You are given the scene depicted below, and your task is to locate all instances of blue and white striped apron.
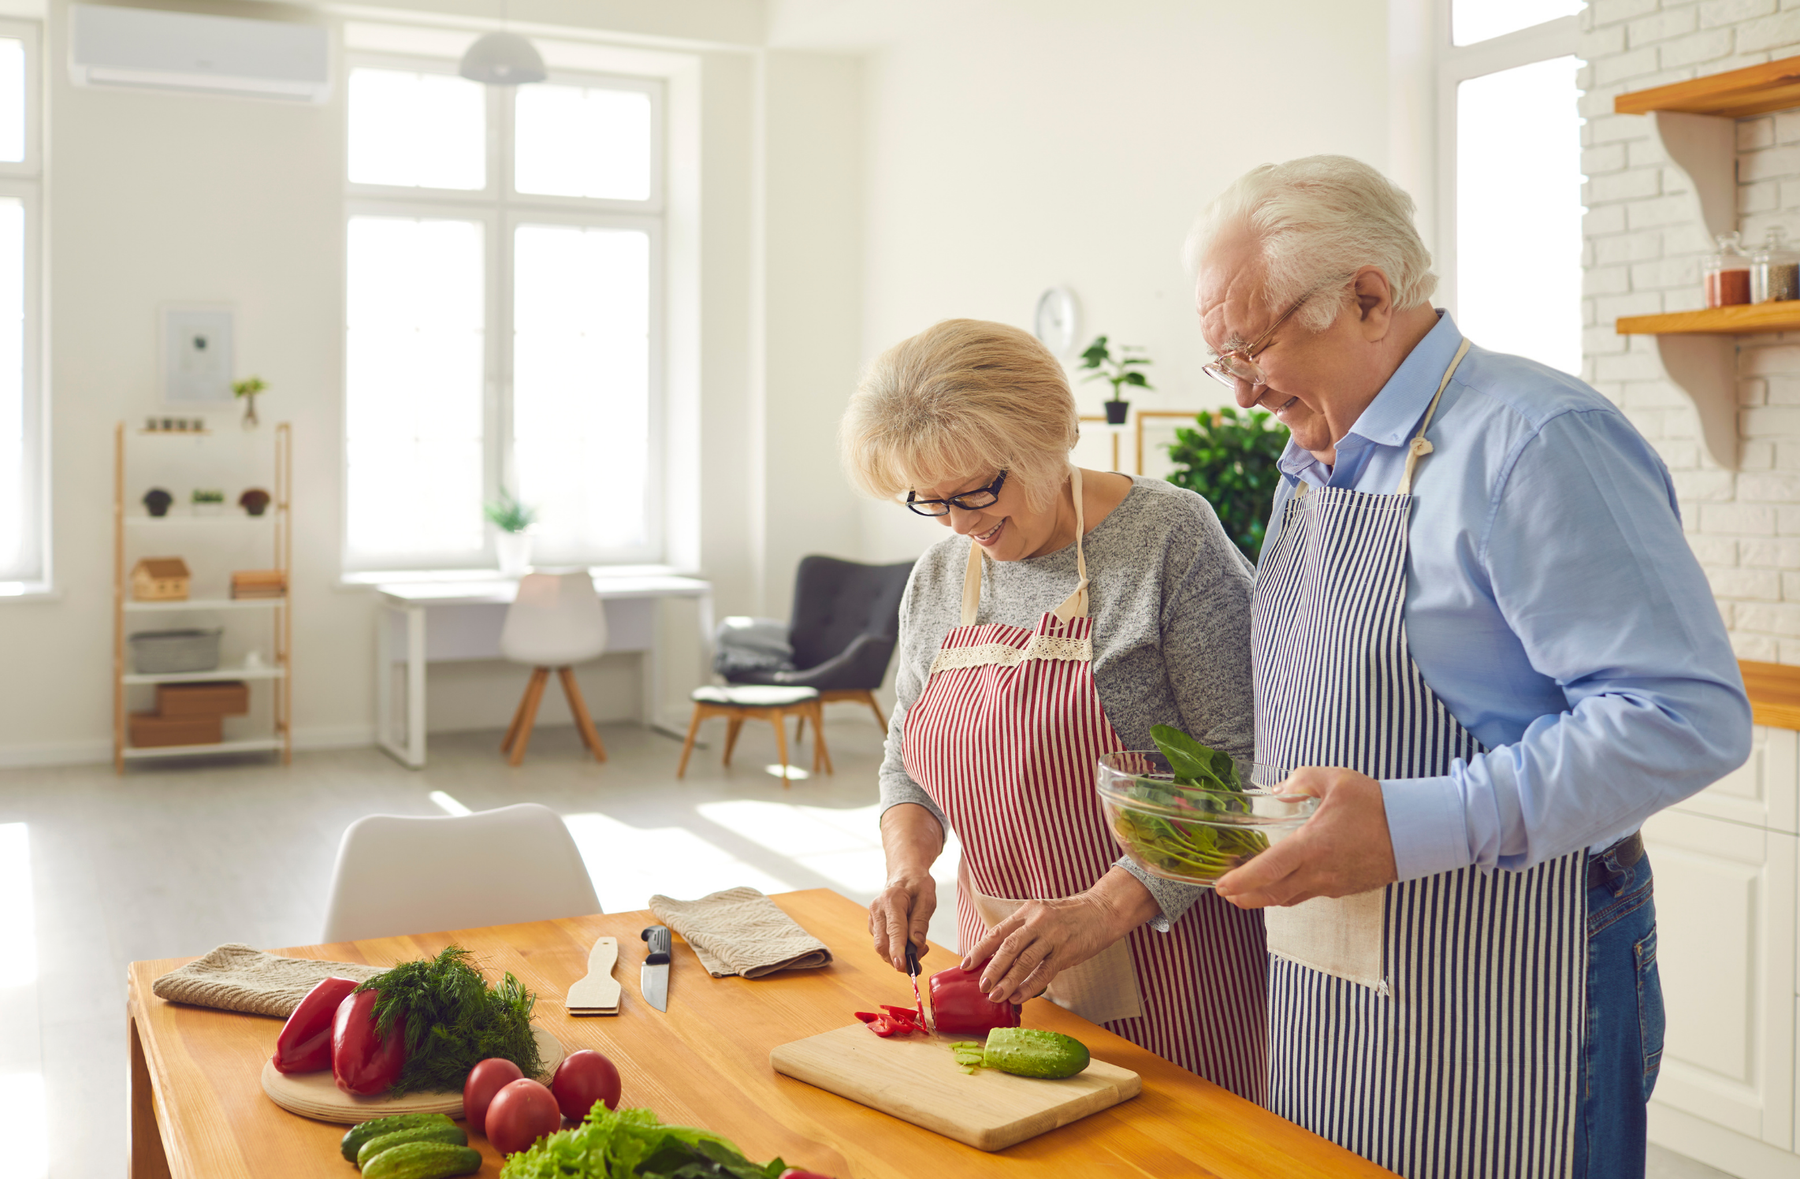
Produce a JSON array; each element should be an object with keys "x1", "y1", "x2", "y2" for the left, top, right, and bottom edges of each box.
[{"x1": 1253, "y1": 339, "x2": 1588, "y2": 1179}]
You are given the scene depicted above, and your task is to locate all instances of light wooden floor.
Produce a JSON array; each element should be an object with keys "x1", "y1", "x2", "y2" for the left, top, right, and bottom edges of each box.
[{"x1": 0, "y1": 715, "x2": 1733, "y2": 1179}]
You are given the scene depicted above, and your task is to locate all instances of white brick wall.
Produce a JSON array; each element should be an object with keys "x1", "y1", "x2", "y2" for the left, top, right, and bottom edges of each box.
[{"x1": 1581, "y1": 0, "x2": 1800, "y2": 662}]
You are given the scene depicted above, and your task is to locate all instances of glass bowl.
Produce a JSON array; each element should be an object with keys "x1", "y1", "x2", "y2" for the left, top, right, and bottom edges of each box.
[{"x1": 1096, "y1": 750, "x2": 1317, "y2": 888}]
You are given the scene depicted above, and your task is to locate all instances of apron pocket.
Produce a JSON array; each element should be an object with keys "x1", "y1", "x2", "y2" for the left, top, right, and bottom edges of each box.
[{"x1": 1265, "y1": 889, "x2": 1387, "y2": 994}]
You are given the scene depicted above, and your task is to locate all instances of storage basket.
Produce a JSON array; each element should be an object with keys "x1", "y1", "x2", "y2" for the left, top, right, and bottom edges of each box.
[
  {"x1": 129, "y1": 628, "x2": 223, "y2": 675},
  {"x1": 128, "y1": 711, "x2": 223, "y2": 748}
]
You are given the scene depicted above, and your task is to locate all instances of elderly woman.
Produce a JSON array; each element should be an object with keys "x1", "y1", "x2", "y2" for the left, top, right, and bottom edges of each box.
[{"x1": 842, "y1": 318, "x2": 1266, "y2": 1098}]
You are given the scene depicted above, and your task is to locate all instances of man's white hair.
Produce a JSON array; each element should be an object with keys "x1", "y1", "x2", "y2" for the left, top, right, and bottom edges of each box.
[{"x1": 1183, "y1": 155, "x2": 1438, "y2": 334}]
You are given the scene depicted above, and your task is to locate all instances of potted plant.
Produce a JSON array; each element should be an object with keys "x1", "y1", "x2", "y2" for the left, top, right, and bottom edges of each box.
[
  {"x1": 239, "y1": 488, "x2": 272, "y2": 517},
  {"x1": 142, "y1": 488, "x2": 173, "y2": 518},
  {"x1": 191, "y1": 488, "x2": 226, "y2": 517},
  {"x1": 484, "y1": 490, "x2": 538, "y2": 577},
  {"x1": 1076, "y1": 336, "x2": 1153, "y2": 425},
  {"x1": 233, "y1": 376, "x2": 266, "y2": 430},
  {"x1": 1164, "y1": 407, "x2": 1289, "y2": 563}
]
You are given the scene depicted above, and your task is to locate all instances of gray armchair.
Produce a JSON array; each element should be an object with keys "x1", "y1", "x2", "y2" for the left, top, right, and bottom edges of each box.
[{"x1": 726, "y1": 555, "x2": 913, "y2": 729}]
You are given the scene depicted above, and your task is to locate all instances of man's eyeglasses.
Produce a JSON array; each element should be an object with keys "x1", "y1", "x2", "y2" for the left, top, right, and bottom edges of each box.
[
  {"x1": 906, "y1": 471, "x2": 1007, "y2": 517},
  {"x1": 1201, "y1": 278, "x2": 1342, "y2": 391}
]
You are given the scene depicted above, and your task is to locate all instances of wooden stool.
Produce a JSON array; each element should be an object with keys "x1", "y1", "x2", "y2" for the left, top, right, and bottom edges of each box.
[
  {"x1": 676, "y1": 685, "x2": 831, "y2": 786},
  {"x1": 793, "y1": 687, "x2": 887, "y2": 743}
]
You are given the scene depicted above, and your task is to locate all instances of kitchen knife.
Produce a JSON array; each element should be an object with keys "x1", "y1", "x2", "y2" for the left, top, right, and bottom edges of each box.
[{"x1": 640, "y1": 925, "x2": 671, "y2": 1012}]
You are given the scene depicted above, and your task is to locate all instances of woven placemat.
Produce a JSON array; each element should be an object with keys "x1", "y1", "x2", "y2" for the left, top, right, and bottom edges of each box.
[
  {"x1": 649, "y1": 887, "x2": 832, "y2": 979},
  {"x1": 152, "y1": 943, "x2": 387, "y2": 1018}
]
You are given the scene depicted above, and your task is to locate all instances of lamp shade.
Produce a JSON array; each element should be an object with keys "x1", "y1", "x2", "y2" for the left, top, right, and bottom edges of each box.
[{"x1": 458, "y1": 31, "x2": 546, "y2": 85}]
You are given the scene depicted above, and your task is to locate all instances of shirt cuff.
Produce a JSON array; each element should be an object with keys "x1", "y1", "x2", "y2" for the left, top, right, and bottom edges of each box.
[
  {"x1": 1380, "y1": 774, "x2": 1472, "y2": 880},
  {"x1": 1115, "y1": 856, "x2": 1202, "y2": 931}
]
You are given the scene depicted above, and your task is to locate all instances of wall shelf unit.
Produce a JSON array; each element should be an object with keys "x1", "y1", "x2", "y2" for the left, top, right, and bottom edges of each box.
[
  {"x1": 112, "y1": 421, "x2": 293, "y2": 771},
  {"x1": 1609, "y1": 55, "x2": 1800, "y2": 470}
]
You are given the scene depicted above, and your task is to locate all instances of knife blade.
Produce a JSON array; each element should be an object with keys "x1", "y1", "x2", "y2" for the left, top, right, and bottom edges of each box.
[
  {"x1": 640, "y1": 925, "x2": 671, "y2": 1012},
  {"x1": 905, "y1": 941, "x2": 930, "y2": 1033}
]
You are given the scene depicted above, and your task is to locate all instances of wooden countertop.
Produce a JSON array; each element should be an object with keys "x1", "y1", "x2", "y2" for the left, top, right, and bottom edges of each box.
[
  {"x1": 1741, "y1": 659, "x2": 1800, "y2": 730},
  {"x1": 127, "y1": 888, "x2": 1395, "y2": 1178}
]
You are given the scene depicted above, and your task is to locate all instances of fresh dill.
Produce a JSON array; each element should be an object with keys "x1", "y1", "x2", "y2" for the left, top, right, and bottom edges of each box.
[{"x1": 355, "y1": 945, "x2": 543, "y2": 1097}]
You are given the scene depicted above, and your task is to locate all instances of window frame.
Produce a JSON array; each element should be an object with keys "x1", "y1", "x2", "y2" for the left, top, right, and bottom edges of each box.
[
  {"x1": 1433, "y1": 6, "x2": 1579, "y2": 320},
  {"x1": 342, "y1": 52, "x2": 667, "y2": 575},
  {"x1": 0, "y1": 18, "x2": 43, "y2": 592}
]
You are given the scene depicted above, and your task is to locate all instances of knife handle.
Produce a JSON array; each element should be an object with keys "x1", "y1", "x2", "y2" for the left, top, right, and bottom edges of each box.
[{"x1": 641, "y1": 925, "x2": 671, "y2": 965}]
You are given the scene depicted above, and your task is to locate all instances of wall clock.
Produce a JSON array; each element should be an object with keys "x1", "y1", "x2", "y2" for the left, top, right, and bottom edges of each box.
[{"x1": 1034, "y1": 287, "x2": 1080, "y2": 356}]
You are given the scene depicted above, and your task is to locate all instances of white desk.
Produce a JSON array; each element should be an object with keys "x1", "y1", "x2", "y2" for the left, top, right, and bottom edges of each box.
[{"x1": 374, "y1": 574, "x2": 714, "y2": 768}]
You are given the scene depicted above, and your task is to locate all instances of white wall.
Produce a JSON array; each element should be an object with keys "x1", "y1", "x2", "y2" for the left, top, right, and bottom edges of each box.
[{"x1": 771, "y1": 0, "x2": 1392, "y2": 562}]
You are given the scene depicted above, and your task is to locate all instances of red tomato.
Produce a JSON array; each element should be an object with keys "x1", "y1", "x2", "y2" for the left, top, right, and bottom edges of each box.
[
  {"x1": 550, "y1": 1049, "x2": 622, "y2": 1122},
  {"x1": 485, "y1": 1078, "x2": 562, "y2": 1155},
  {"x1": 463, "y1": 1057, "x2": 524, "y2": 1137}
]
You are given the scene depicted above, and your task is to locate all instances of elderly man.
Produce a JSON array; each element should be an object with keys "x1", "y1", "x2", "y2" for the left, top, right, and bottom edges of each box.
[{"x1": 1191, "y1": 155, "x2": 1750, "y2": 1179}]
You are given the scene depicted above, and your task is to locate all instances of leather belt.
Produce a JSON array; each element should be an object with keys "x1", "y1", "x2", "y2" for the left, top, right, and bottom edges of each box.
[{"x1": 1586, "y1": 830, "x2": 1645, "y2": 891}]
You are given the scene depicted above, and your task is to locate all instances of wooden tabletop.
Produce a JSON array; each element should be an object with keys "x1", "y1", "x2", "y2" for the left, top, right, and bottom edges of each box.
[{"x1": 127, "y1": 888, "x2": 1395, "y2": 1178}]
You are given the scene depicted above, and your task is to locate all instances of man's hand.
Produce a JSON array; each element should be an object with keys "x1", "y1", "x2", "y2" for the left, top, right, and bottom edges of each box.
[
  {"x1": 962, "y1": 867, "x2": 1158, "y2": 1004},
  {"x1": 1214, "y1": 767, "x2": 1398, "y2": 908}
]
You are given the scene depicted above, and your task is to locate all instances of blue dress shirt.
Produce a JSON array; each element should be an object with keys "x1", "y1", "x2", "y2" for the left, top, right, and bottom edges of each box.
[{"x1": 1262, "y1": 310, "x2": 1752, "y2": 879}]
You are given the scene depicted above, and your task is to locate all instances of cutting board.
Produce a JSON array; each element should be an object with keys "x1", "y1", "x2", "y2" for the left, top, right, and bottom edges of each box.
[
  {"x1": 770, "y1": 1024, "x2": 1141, "y2": 1151},
  {"x1": 260, "y1": 1024, "x2": 564, "y2": 1124}
]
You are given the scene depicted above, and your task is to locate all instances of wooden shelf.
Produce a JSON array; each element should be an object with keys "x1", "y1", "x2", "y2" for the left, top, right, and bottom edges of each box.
[
  {"x1": 126, "y1": 513, "x2": 271, "y2": 525},
  {"x1": 1617, "y1": 303, "x2": 1800, "y2": 335},
  {"x1": 121, "y1": 737, "x2": 284, "y2": 759},
  {"x1": 1741, "y1": 660, "x2": 1800, "y2": 730},
  {"x1": 121, "y1": 664, "x2": 286, "y2": 685},
  {"x1": 1616, "y1": 54, "x2": 1800, "y2": 118},
  {"x1": 124, "y1": 597, "x2": 285, "y2": 612}
]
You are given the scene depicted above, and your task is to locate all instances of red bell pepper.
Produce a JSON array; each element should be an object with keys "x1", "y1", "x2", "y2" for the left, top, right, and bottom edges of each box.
[
  {"x1": 927, "y1": 966, "x2": 1021, "y2": 1035},
  {"x1": 271, "y1": 976, "x2": 359, "y2": 1074},
  {"x1": 331, "y1": 987, "x2": 407, "y2": 1095}
]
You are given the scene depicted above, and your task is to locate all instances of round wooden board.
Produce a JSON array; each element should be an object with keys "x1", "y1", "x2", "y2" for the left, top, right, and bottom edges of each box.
[{"x1": 261, "y1": 1024, "x2": 565, "y2": 1124}]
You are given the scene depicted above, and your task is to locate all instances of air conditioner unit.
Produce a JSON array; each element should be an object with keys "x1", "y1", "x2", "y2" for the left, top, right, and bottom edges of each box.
[{"x1": 69, "y1": 4, "x2": 330, "y2": 104}]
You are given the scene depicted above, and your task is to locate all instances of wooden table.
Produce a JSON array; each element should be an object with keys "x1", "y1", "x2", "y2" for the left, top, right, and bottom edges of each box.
[{"x1": 127, "y1": 889, "x2": 1396, "y2": 1178}]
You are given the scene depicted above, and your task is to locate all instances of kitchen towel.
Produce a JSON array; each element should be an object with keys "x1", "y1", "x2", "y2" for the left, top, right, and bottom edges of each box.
[
  {"x1": 152, "y1": 943, "x2": 387, "y2": 1018},
  {"x1": 649, "y1": 886, "x2": 832, "y2": 978}
]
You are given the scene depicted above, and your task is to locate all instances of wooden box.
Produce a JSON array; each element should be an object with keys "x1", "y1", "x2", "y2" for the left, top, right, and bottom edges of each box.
[
  {"x1": 230, "y1": 568, "x2": 286, "y2": 599},
  {"x1": 155, "y1": 681, "x2": 249, "y2": 718},
  {"x1": 132, "y1": 557, "x2": 191, "y2": 602},
  {"x1": 128, "y1": 711, "x2": 222, "y2": 748}
]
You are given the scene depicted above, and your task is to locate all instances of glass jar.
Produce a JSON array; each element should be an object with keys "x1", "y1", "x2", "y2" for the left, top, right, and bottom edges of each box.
[
  {"x1": 1754, "y1": 226, "x2": 1800, "y2": 303},
  {"x1": 1705, "y1": 232, "x2": 1753, "y2": 308}
]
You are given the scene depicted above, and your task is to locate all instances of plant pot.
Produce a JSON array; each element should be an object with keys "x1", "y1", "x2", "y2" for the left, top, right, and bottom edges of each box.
[
  {"x1": 143, "y1": 488, "x2": 173, "y2": 517},
  {"x1": 496, "y1": 530, "x2": 533, "y2": 578},
  {"x1": 1103, "y1": 400, "x2": 1130, "y2": 426},
  {"x1": 193, "y1": 502, "x2": 224, "y2": 517}
]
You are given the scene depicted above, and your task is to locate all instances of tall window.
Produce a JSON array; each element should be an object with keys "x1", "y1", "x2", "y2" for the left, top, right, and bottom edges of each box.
[
  {"x1": 344, "y1": 57, "x2": 663, "y2": 572},
  {"x1": 1438, "y1": 0, "x2": 1582, "y2": 374},
  {"x1": 0, "y1": 22, "x2": 40, "y2": 591}
]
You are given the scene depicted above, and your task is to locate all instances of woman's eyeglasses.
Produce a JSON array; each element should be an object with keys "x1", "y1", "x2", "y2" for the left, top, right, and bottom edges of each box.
[{"x1": 905, "y1": 471, "x2": 1008, "y2": 517}]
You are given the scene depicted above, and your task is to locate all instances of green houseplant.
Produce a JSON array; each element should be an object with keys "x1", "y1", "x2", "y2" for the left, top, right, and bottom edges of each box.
[
  {"x1": 1165, "y1": 407, "x2": 1289, "y2": 563},
  {"x1": 484, "y1": 490, "x2": 538, "y2": 577},
  {"x1": 233, "y1": 376, "x2": 266, "y2": 431},
  {"x1": 1075, "y1": 336, "x2": 1152, "y2": 424}
]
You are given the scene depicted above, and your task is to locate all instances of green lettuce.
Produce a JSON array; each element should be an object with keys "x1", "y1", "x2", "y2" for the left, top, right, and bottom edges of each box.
[{"x1": 498, "y1": 1105, "x2": 788, "y2": 1179}]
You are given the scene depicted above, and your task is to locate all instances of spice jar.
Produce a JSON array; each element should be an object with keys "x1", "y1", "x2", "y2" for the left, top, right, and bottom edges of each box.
[
  {"x1": 1705, "y1": 232, "x2": 1753, "y2": 307},
  {"x1": 1754, "y1": 226, "x2": 1800, "y2": 303}
]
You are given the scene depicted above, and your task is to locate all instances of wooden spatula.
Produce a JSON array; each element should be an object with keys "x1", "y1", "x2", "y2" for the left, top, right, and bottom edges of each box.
[{"x1": 566, "y1": 936, "x2": 621, "y2": 1015}]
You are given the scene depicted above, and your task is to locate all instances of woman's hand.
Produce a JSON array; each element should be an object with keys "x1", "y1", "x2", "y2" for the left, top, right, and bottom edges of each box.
[
  {"x1": 963, "y1": 867, "x2": 1160, "y2": 1005},
  {"x1": 870, "y1": 803, "x2": 945, "y2": 972},
  {"x1": 870, "y1": 872, "x2": 936, "y2": 973}
]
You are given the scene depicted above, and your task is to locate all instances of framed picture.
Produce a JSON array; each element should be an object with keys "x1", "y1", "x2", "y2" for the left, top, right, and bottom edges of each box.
[
  {"x1": 161, "y1": 305, "x2": 234, "y2": 405},
  {"x1": 1135, "y1": 410, "x2": 1209, "y2": 479}
]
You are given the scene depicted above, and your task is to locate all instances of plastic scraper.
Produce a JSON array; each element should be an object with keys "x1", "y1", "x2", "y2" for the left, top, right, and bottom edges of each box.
[{"x1": 565, "y1": 936, "x2": 622, "y2": 1015}]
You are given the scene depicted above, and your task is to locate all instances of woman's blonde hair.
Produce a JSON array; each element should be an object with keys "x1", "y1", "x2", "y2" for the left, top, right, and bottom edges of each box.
[{"x1": 840, "y1": 319, "x2": 1079, "y2": 510}]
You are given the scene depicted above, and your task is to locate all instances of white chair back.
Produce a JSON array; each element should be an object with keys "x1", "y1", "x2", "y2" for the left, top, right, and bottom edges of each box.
[
  {"x1": 500, "y1": 571, "x2": 608, "y2": 667},
  {"x1": 320, "y1": 802, "x2": 601, "y2": 943}
]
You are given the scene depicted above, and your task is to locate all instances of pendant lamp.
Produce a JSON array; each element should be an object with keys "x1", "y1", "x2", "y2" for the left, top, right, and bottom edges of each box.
[{"x1": 458, "y1": 31, "x2": 546, "y2": 85}]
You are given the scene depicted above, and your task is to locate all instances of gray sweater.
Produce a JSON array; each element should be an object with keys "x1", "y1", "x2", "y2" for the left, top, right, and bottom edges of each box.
[{"x1": 877, "y1": 475, "x2": 1257, "y2": 927}]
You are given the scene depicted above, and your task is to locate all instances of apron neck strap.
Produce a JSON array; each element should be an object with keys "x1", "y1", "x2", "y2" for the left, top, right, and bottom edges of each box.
[
  {"x1": 1396, "y1": 337, "x2": 1471, "y2": 497},
  {"x1": 960, "y1": 466, "x2": 1090, "y2": 626}
]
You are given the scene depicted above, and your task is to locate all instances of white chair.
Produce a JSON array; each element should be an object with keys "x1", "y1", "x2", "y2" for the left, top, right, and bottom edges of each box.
[
  {"x1": 500, "y1": 571, "x2": 609, "y2": 766},
  {"x1": 320, "y1": 803, "x2": 602, "y2": 943}
]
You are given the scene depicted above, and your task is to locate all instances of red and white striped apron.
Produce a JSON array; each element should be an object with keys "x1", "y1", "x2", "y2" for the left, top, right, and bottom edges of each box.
[{"x1": 901, "y1": 469, "x2": 1268, "y2": 1099}]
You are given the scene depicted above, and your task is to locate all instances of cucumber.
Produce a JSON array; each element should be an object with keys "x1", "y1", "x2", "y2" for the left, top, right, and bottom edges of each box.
[
  {"x1": 975, "y1": 1028, "x2": 1090, "y2": 1079},
  {"x1": 356, "y1": 1123, "x2": 469, "y2": 1169},
  {"x1": 361, "y1": 1142, "x2": 482, "y2": 1179},
  {"x1": 340, "y1": 1113, "x2": 457, "y2": 1162}
]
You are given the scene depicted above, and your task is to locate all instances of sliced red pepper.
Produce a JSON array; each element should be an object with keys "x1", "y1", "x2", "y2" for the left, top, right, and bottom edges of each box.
[
  {"x1": 853, "y1": 1011, "x2": 882, "y2": 1023},
  {"x1": 879, "y1": 1005, "x2": 918, "y2": 1020},
  {"x1": 928, "y1": 966, "x2": 1022, "y2": 1036},
  {"x1": 272, "y1": 976, "x2": 359, "y2": 1075},
  {"x1": 868, "y1": 1016, "x2": 896, "y2": 1036}
]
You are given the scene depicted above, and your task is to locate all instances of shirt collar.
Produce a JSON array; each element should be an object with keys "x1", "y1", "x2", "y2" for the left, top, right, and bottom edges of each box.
[{"x1": 1275, "y1": 309, "x2": 1462, "y2": 481}]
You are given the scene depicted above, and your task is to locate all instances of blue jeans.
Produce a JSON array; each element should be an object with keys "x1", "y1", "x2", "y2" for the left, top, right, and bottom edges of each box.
[{"x1": 1574, "y1": 841, "x2": 1664, "y2": 1179}]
